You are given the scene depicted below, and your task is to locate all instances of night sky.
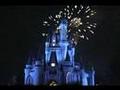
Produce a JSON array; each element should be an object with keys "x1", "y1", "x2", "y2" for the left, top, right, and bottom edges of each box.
[{"x1": 0, "y1": 5, "x2": 120, "y2": 85}]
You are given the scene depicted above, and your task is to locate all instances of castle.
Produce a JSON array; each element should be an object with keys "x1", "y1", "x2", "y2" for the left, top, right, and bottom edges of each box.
[{"x1": 24, "y1": 19, "x2": 95, "y2": 86}]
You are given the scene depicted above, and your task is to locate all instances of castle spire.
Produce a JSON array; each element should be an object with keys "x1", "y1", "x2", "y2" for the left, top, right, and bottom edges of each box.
[{"x1": 58, "y1": 18, "x2": 68, "y2": 41}]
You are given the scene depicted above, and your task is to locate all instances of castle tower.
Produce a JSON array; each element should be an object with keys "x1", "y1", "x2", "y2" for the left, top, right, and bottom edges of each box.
[
  {"x1": 58, "y1": 19, "x2": 68, "y2": 41},
  {"x1": 24, "y1": 53, "x2": 42, "y2": 85},
  {"x1": 68, "y1": 44, "x2": 75, "y2": 66},
  {"x1": 24, "y1": 56, "x2": 33, "y2": 85},
  {"x1": 45, "y1": 19, "x2": 70, "y2": 64},
  {"x1": 88, "y1": 67, "x2": 95, "y2": 86},
  {"x1": 58, "y1": 19, "x2": 69, "y2": 61},
  {"x1": 32, "y1": 60, "x2": 41, "y2": 85}
]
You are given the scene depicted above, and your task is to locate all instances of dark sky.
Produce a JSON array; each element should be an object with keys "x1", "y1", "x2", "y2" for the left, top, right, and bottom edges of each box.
[{"x1": 0, "y1": 5, "x2": 120, "y2": 85}]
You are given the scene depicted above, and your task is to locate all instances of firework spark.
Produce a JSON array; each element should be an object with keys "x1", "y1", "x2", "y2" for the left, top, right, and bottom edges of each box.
[{"x1": 42, "y1": 5, "x2": 97, "y2": 45}]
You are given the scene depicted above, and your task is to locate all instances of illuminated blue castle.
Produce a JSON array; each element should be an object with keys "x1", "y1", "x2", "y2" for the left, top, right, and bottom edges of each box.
[{"x1": 24, "y1": 19, "x2": 95, "y2": 86}]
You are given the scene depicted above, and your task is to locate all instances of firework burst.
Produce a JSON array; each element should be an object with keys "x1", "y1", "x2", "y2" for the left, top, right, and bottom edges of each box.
[{"x1": 42, "y1": 5, "x2": 97, "y2": 45}]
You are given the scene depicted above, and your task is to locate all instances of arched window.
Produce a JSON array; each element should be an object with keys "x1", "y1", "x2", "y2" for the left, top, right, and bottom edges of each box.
[{"x1": 26, "y1": 75, "x2": 33, "y2": 85}]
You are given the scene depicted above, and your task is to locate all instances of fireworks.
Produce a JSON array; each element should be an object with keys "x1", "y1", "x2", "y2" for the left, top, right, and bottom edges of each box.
[
  {"x1": 70, "y1": 17, "x2": 82, "y2": 28},
  {"x1": 42, "y1": 5, "x2": 97, "y2": 45}
]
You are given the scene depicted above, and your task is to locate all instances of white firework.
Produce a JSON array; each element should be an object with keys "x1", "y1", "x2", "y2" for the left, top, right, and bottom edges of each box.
[{"x1": 42, "y1": 5, "x2": 97, "y2": 44}]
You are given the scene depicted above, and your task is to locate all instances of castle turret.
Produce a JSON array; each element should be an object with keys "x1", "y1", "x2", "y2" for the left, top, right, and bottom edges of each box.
[
  {"x1": 24, "y1": 56, "x2": 32, "y2": 85},
  {"x1": 58, "y1": 19, "x2": 68, "y2": 41},
  {"x1": 88, "y1": 67, "x2": 95, "y2": 86},
  {"x1": 81, "y1": 68, "x2": 89, "y2": 86},
  {"x1": 58, "y1": 19, "x2": 69, "y2": 61},
  {"x1": 32, "y1": 60, "x2": 41, "y2": 85},
  {"x1": 68, "y1": 45, "x2": 75, "y2": 66},
  {"x1": 66, "y1": 65, "x2": 81, "y2": 84},
  {"x1": 24, "y1": 55, "x2": 42, "y2": 85}
]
